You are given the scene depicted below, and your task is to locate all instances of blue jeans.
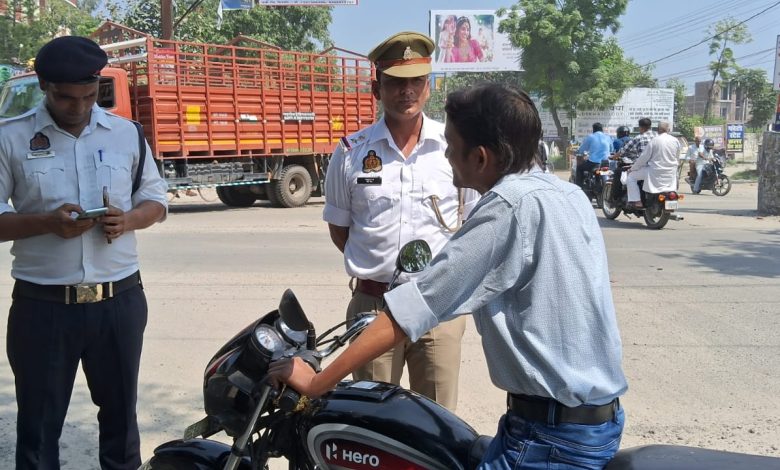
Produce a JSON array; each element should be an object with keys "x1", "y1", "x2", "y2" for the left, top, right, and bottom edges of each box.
[{"x1": 478, "y1": 407, "x2": 625, "y2": 470}]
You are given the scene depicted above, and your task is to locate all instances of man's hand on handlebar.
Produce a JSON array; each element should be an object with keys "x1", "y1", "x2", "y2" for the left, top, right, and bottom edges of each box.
[{"x1": 268, "y1": 357, "x2": 320, "y2": 397}]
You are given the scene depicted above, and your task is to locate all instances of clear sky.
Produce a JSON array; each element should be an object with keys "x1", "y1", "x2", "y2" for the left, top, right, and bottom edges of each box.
[{"x1": 328, "y1": 0, "x2": 779, "y2": 93}]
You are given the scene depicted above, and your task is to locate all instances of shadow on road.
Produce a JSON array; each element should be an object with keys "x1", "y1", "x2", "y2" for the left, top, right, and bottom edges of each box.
[
  {"x1": 665, "y1": 231, "x2": 780, "y2": 278},
  {"x1": 677, "y1": 207, "x2": 760, "y2": 217},
  {"x1": 167, "y1": 200, "x2": 325, "y2": 214},
  {"x1": 0, "y1": 357, "x2": 201, "y2": 469}
]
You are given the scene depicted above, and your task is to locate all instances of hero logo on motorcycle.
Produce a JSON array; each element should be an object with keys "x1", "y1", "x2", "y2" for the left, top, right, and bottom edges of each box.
[{"x1": 320, "y1": 439, "x2": 425, "y2": 469}]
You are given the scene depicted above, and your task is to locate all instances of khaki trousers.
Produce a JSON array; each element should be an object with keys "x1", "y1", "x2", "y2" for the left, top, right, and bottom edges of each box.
[{"x1": 346, "y1": 290, "x2": 466, "y2": 411}]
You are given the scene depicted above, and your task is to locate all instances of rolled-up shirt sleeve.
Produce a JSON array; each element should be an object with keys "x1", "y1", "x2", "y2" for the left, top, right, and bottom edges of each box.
[
  {"x1": 322, "y1": 144, "x2": 351, "y2": 227},
  {"x1": 385, "y1": 193, "x2": 522, "y2": 341}
]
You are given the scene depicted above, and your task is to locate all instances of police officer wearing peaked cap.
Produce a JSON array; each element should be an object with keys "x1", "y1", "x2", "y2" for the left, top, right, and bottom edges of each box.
[
  {"x1": 322, "y1": 30, "x2": 477, "y2": 411},
  {"x1": 0, "y1": 35, "x2": 168, "y2": 469},
  {"x1": 367, "y1": 31, "x2": 435, "y2": 77}
]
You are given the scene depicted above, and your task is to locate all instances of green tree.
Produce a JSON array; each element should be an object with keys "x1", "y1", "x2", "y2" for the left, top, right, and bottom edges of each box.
[
  {"x1": 703, "y1": 18, "x2": 751, "y2": 121},
  {"x1": 665, "y1": 77, "x2": 687, "y2": 119},
  {"x1": 498, "y1": 0, "x2": 640, "y2": 147},
  {"x1": 0, "y1": 0, "x2": 100, "y2": 64},
  {"x1": 730, "y1": 68, "x2": 777, "y2": 130},
  {"x1": 425, "y1": 71, "x2": 523, "y2": 121},
  {"x1": 122, "y1": 0, "x2": 332, "y2": 51}
]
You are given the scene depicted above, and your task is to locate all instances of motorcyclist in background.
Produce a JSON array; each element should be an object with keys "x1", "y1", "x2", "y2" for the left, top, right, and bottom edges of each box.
[
  {"x1": 692, "y1": 138, "x2": 716, "y2": 194},
  {"x1": 611, "y1": 118, "x2": 654, "y2": 200},
  {"x1": 612, "y1": 125, "x2": 631, "y2": 152}
]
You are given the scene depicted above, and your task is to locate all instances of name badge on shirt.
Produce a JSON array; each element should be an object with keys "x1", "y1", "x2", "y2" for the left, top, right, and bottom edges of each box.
[
  {"x1": 26, "y1": 150, "x2": 56, "y2": 159},
  {"x1": 357, "y1": 177, "x2": 382, "y2": 185}
]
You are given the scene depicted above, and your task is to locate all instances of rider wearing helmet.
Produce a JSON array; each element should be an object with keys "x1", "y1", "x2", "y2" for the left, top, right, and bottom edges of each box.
[
  {"x1": 612, "y1": 125, "x2": 631, "y2": 152},
  {"x1": 693, "y1": 138, "x2": 716, "y2": 194}
]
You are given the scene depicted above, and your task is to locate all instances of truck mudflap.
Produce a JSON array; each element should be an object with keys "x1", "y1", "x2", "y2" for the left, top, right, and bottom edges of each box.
[
  {"x1": 605, "y1": 445, "x2": 780, "y2": 470},
  {"x1": 140, "y1": 439, "x2": 252, "y2": 470}
]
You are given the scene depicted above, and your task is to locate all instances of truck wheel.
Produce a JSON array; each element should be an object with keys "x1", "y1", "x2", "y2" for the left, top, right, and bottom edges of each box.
[
  {"x1": 216, "y1": 186, "x2": 256, "y2": 207},
  {"x1": 273, "y1": 165, "x2": 312, "y2": 208}
]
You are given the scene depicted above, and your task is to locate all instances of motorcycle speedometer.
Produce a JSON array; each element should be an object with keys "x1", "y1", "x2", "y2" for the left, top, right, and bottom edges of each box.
[
  {"x1": 253, "y1": 325, "x2": 285, "y2": 359},
  {"x1": 241, "y1": 324, "x2": 285, "y2": 375}
]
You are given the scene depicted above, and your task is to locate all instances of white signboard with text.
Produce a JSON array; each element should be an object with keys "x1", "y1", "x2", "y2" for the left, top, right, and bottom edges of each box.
[{"x1": 429, "y1": 10, "x2": 521, "y2": 73}]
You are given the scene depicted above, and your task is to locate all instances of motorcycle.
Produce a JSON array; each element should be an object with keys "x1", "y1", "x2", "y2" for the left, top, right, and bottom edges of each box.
[
  {"x1": 685, "y1": 155, "x2": 731, "y2": 196},
  {"x1": 601, "y1": 157, "x2": 683, "y2": 230},
  {"x1": 140, "y1": 241, "x2": 780, "y2": 470},
  {"x1": 571, "y1": 152, "x2": 611, "y2": 208}
]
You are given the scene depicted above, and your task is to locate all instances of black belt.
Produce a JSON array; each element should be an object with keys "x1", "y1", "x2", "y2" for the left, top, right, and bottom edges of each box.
[
  {"x1": 354, "y1": 278, "x2": 389, "y2": 298},
  {"x1": 13, "y1": 271, "x2": 142, "y2": 304},
  {"x1": 508, "y1": 393, "x2": 618, "y2": 425}
]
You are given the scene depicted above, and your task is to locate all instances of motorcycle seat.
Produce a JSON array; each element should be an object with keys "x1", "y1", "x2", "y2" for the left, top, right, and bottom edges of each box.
[
  {"x1": 468, "y1": 435, "x2": 492, "y2": 470},
  {"x1": 605, "y1": 445, "x2": 780, "y2": 470}
]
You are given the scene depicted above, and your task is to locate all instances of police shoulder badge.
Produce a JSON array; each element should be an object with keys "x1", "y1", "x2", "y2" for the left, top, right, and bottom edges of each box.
[
  {"x1": 362, "y1": 150, "x2": 382, "y2": 173},
  {"x1": 29, "y1": 132, "x2": 51, "y2": 151}
]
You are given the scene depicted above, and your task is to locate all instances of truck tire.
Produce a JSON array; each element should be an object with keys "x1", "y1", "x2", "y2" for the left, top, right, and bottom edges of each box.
[
  {"x1": 273, "y1": 165, "x2": 312, "y2": 208},
  {"x1": 216, "y1": 186, "x2": 257, "y2": 207}
]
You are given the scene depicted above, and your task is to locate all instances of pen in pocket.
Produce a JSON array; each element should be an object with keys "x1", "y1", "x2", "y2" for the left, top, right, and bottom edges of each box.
[{"x1": 99, "y1": 149, "x2": 103, "y2": 162}]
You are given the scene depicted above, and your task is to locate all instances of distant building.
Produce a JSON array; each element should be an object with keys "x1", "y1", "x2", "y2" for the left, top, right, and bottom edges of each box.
[
  {"x1": 684, "y1": 81, "x2": 750, "y2": 122},
  {"x1": 0, "y1": 0, "x2": 76, "y2": 22}
]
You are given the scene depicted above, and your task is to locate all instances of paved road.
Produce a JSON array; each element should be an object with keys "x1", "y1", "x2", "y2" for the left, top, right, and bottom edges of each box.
[{"x1": 0, "y1": 178, "x2": 777, "y2": 468}]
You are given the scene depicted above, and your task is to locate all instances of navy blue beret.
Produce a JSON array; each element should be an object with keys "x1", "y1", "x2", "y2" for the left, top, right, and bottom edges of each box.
[{"x1": 34, "y1": 36, "x2": 108, "y2": 84}]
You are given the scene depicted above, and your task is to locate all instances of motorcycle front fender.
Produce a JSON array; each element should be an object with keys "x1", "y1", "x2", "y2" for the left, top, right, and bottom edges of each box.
[{"x1": 140, "y1": 439, "x2": 252, "y2": 470}]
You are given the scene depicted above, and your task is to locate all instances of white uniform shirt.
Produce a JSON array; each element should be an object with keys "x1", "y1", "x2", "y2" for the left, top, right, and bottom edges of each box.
[
  {"x1": 630, "y1": 132, "x2": 681, "y2": 193},
  {"x1": 0, "y1": 101, "x2": 168, "y2": 285},
  {"x1": 323, "y1": 115, "x2": 476, "y2": 283}
]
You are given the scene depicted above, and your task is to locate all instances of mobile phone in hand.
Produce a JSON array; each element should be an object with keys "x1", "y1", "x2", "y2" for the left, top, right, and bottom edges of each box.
[{"x1": 75, "y1": 207, "x2": 108, "y2": 220}]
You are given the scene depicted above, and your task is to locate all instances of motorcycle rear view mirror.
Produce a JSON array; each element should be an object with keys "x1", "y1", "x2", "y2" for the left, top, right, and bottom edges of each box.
[
  {"x1": 278, "y1": 289, "x2": 311, "y2": 332},
  {"x1": 396, "y1": 240, "x2": 432, "y2": 274}
]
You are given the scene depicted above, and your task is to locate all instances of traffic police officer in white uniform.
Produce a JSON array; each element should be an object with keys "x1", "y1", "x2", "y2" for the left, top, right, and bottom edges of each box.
[
  {"x1": 0, "y1": 36, "x2": 167, "y2": 470},
  {"x1": 323, "y1": 31, "x2": 476, "y2": 411}
]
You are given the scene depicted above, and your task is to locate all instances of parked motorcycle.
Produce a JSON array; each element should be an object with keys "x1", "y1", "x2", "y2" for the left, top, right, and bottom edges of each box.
[
  {"x1": 601, "y1": 157, "x2": 683, "y2": 230},
  {"x1": 686, "y1": 155, "x2": 731, "y2": 196},
  {"x1": 140, "y1": 241, "x2": 780, "y2": 470}
]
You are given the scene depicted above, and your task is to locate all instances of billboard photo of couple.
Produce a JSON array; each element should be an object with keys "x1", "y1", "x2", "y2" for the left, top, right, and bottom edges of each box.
[{"x1": 430, "y1": 10, "x2": 521, "y2": 73}]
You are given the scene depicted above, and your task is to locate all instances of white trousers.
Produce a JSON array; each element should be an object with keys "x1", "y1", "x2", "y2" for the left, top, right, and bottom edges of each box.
[{"x1": 627, "y1": 167, "x2": 650, "y2": 202}]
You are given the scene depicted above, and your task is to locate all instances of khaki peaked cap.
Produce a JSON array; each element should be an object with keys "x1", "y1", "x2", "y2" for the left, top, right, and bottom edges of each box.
[{"x1": 368, "y1": 31, "x2": 434, "y2": 78}]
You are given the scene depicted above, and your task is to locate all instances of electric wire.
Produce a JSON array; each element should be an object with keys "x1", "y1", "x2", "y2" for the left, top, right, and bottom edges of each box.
[{"x1": 641, "y1": 0, "x2": 780, "y2": 67}]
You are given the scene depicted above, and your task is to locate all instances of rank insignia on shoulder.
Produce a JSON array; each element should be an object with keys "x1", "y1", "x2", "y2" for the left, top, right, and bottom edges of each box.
[
  {"x1": 340, "y1": 136, "x2": 352, "y2": 152},
  {"x1": 29, "y1": 132, "x2": 51, "y2": 151},
  {"x1": 362, "y1": 150, "x2": 382, "y2": 173}
]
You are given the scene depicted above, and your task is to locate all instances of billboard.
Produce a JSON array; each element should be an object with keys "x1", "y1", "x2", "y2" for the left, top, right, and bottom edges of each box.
[
  {"x1": 574, "y1": 88, "x2": 674, "y2": 138},
  {"x1": 429, "y1": 10, "x2": 521, "y2": 73},
  {"x1": 726, "y1": 123, "x2": 744, "y2": 152},
  {"x1": 529, "y1": 88, "x2": 675, "y2": 139}
]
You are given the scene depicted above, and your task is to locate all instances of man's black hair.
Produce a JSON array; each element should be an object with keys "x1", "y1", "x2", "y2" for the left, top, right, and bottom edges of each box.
[{"x1": 445, "y1": 83, "x2": 542, "y2": 175}]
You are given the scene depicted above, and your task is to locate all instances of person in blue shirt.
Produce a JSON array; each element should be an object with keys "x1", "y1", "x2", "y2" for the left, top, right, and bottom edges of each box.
[
  {"x1": 270, "y1": 83, "x2": 627, "y2": 470},
  {"x1": 575, "y1": 122, "x2": 613, "y2": 188},
  {"x1": 612, "y1": 125, "x2": 631, "y2": 152}
]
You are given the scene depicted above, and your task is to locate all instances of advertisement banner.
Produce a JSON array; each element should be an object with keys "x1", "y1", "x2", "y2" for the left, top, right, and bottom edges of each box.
[
  {"x1": 221, "y1": 0, "x2": 253, "y2": 8},
  {"x1": 429, "y1": 10, "x2": 521, "y2": 73},
  {"x1": 697, "y1": 125, "x2": 726, "y2": 150},
  {"x1": 726, "y1": 123, "x2": 744, "y2": 152}
]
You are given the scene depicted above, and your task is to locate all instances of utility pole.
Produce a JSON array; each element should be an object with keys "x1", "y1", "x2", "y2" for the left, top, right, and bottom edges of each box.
[{"x1": 161, "y1": 0, "x2": 174, "y2": 40}]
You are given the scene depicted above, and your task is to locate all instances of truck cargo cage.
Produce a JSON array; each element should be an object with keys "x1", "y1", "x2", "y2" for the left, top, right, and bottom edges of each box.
[{"x1": 90, "y1": 21, "x2": 376, "y2": 208}]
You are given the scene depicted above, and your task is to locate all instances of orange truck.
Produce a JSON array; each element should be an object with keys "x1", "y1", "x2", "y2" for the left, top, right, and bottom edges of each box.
[{"x1": 0, "y1": 22, "x2": 376, "y2": 207}]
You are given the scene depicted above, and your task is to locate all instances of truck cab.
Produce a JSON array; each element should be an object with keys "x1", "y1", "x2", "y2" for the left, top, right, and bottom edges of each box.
[{"x1": 0, "y1": 67, "x2": 131, "y2": 120}]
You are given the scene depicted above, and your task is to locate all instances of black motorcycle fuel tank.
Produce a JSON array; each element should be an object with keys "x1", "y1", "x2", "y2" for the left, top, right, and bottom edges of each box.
[{"x1": 298, "y1": 381, "x2": 481, "y2": 470}]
